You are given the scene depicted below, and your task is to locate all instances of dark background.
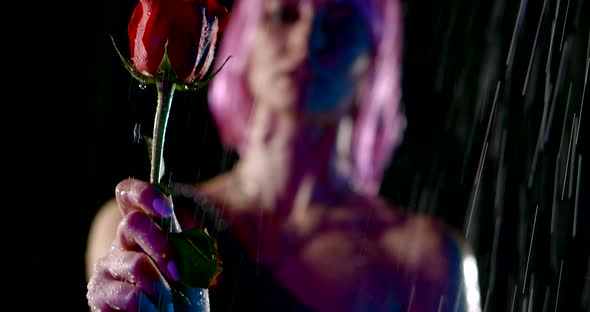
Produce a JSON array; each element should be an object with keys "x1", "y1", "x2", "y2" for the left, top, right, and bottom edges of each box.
[{"x1": 7, "y1": 0, "x2": 588, "y2": 311}]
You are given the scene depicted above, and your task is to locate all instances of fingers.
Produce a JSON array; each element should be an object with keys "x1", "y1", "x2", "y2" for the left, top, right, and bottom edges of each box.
[
  {"x1": 88, "y1": 280, "x2": 159, "y2": 312},
  {"x1": 115, "y1": 210, "x2": 182, "y2": 282},
  {"x1": 115, "y1": 178, "x2": 174, "y2": 219},
  {"x1": 87, "y1": 178, "x2": 185, "y2": 311},
  {"x1": 104, "y1": 251, "x2": 174, "y2": 298},
  {"x1": 88, "y1": 250, "x2": 173, "y2": 312}
]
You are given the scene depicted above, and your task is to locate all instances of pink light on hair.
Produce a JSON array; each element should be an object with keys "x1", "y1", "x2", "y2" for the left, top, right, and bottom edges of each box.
[{"x1": 208, "y1": 0, "x2": 406, "y2": 195}]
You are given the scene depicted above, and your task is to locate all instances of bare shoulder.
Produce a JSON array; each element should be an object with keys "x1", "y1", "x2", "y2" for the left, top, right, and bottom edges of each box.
[
  {"x1": 378, "y1": 213, "x2": 449, "y2": 278},
  {"x1": 377, "y1": 211, "x2": 481, "y2": 311}
]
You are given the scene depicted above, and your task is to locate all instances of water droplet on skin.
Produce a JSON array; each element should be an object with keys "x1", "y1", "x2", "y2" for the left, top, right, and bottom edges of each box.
[{"x1": 127, "y1": 271, "x2": 134, "y2": 279}]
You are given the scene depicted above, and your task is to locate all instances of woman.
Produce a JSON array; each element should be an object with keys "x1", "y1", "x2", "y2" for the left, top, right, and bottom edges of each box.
[{"x1": 86, "y1": 0, "x2": 482, "y2": 311}]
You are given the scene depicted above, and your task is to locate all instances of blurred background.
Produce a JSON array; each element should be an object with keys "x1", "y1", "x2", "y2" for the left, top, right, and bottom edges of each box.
[{"x1": 7, "y1": 0, "x2": 588, "y2": 311}]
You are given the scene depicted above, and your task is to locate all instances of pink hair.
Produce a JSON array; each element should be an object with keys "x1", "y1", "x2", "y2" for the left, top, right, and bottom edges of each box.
[{"x1": 208, "y1": 0, "x2": 406, "y2": 195}]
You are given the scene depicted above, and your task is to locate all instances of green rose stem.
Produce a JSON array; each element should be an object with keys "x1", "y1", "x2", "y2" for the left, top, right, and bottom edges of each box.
[
  {"x1": 152, "y1": 77, "x2": 196, "y2": 305},
  {"x1": 151, "y1": 80, "x2": 173, "y2": 186},
  {"x1": 151, "y1": 78, "x2": 222, "y2": 301},
  {"x1": 111, "y1": 36, "x2": 225, "y2": 296},
  {"x1": 151, "y1": 78, "x2": 183, "y2": 234}
]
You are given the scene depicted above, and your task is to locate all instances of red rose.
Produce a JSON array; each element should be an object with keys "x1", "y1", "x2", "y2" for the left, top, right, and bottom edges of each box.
[{"x1": 127, "y1": 0, "x2": 229, "y2": 85}]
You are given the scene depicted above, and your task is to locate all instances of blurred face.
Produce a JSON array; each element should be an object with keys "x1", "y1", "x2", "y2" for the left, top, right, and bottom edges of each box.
[{"x1": 246, "y1": 0, "x2": 373, "y2": 117}]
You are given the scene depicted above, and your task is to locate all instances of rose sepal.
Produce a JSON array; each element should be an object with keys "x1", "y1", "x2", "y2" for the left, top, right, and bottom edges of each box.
[{"x1": 110, "y1": 34, "x2": 230, "y2": 92}]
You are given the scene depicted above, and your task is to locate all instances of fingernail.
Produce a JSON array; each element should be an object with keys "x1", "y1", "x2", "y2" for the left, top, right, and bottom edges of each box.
[
  {"x1": 167, "y1": 260, "x2": 181, "y2": 281},
  {"x1": 152, "y1": 197, "x2": 173, "y2": 218}
]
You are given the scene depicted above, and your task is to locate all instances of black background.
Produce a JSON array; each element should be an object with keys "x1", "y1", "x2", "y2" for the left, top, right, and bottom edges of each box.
[{"x1": 7, "y1": 0, "x2": 588, "y2": 311}]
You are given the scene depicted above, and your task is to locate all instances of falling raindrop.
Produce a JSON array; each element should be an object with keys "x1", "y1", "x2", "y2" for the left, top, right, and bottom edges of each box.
[{"x1": 131, "y1": 124, "x2": 144, "y2": 147}]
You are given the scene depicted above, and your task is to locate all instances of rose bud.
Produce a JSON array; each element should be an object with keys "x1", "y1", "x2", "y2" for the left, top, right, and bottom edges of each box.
[{"x1": 115, "y1": 0, "x2": 229, "y2": 90}]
